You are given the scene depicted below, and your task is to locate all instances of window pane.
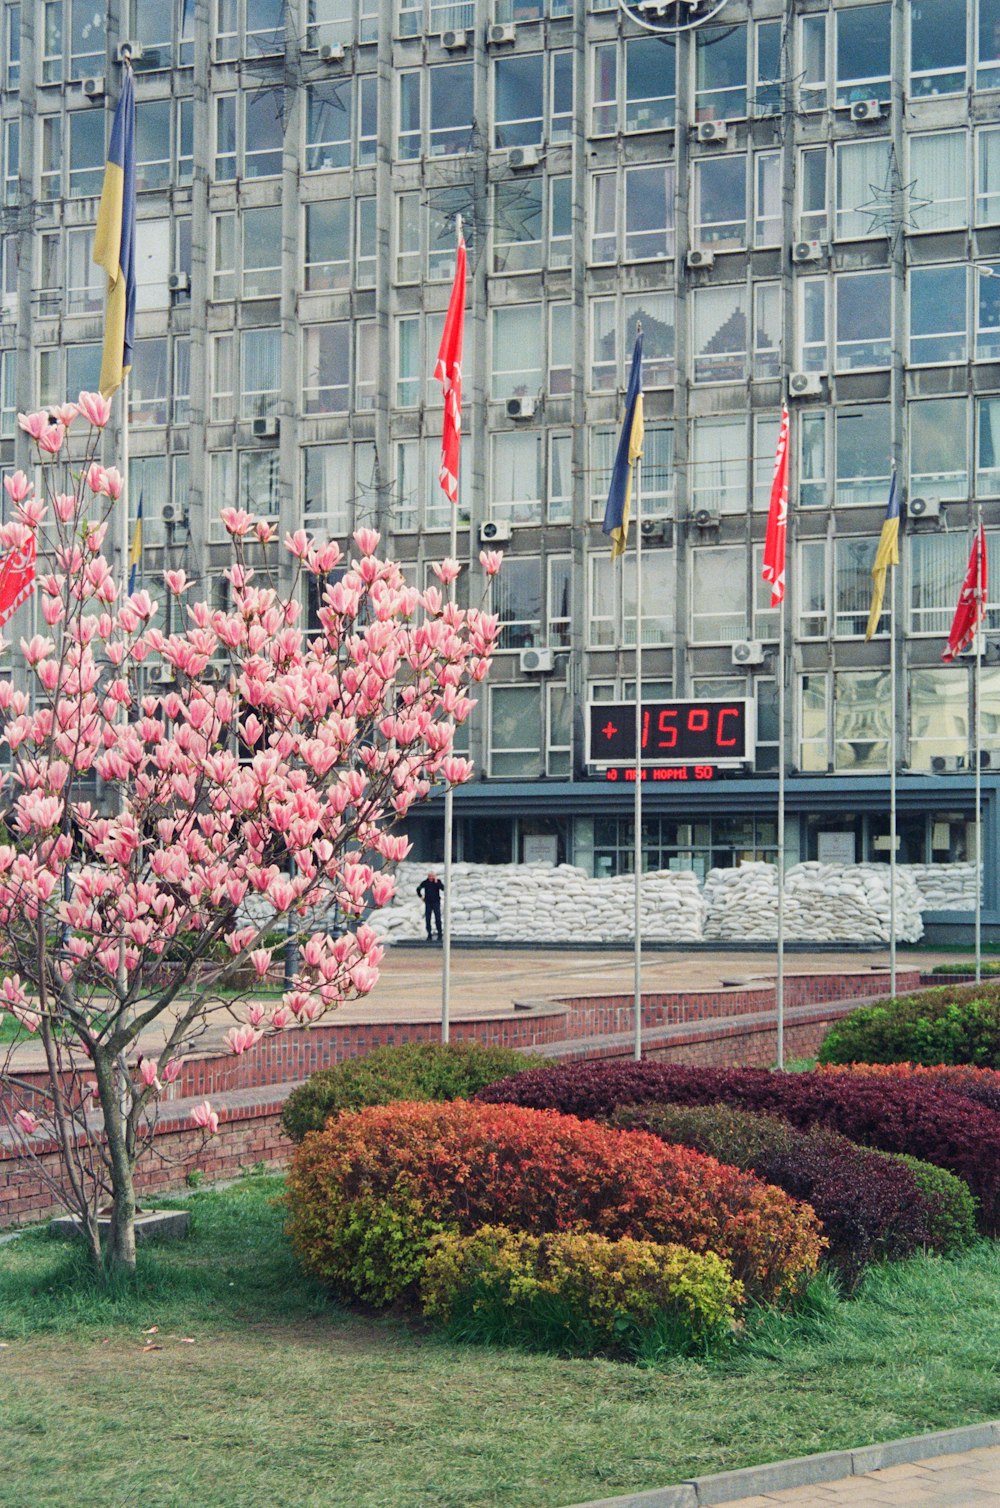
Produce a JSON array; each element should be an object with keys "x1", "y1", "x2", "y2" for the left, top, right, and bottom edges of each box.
[
  {"x1": 626, "y1": 36, "x2": 675, "y2": 131},
  {"x1": 835, "y1": 405, "x2": 891, "y2": 506},
  {"x1": 495, "y1": 55, "x2": 543, "y2": 148},
  {"x1": 693, "y1": 156, "x2": 747, "y2": 249},
  {"x1": 492, "y1": 305, "x2": 543, "y2": 399},
  {"x1": 909, "y1": 265, "x2": 968, "y2": 365},
  {"x1": 834, "y1": 670, "x2": 890, "y2": 771},
  {"x1": 835, "y1": 139, "x2": 891, "y2": 239},
  {"x1": 692, "y1": 286, "x2": 748, "y2": 384},
  {"x1": 910, "y1": 132, "x2": 967, "y2": 231},
  {"x1": 909, "y1": 398, "x2": 969, "y2": 500},
  {"x1": 696, "y1": 23, "x2": 747, "y2": 119},
  {"x1": 305, "y1": 199, "x2": 350, "y2": 291},
  {"x1": 835, "y1": 2, "x2": 891, "y2": 105},
  {"x1": 911, "y1": 0, "x2": 966, "y2": 96},
  {"x1": 836, "y1": 271, "x2": 891, "y2": 370}
]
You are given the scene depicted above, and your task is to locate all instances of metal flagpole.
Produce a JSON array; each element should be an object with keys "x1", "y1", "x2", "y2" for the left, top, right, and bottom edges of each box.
[
  {"x1": 441, "y1": 215, "x2": 462, "y2": 1044},
  {"x1": 889, "y1": 504, "x2": 897, "y2": 995},
  {"x1": 776, "y1": 586, "x2": 785, "y2": 1070},
  {"x1": 633, "y1": 450, "x2": 643, "y2": 1062},
  {"x1": 976, "y1": 504, "x2": 983, "y2": 985}
]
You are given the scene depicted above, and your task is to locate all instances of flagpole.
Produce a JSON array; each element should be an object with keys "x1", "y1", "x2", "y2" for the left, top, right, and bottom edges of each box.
[
  {"x1": 776, "y1": 584, "x2": 785, "y2": 1071},
  {"x1": 441, "y1": 214, "x2": 463, "y2": 1045},
  {"x1": 889, "y1": 487, "x2": 897, "y2": 996},
  {"x1": 976, "y1": 505, "x2": 983, "y2": 985},
  {"x1": 633, "y1": 447, "x2": 643, "y2": 1063}
]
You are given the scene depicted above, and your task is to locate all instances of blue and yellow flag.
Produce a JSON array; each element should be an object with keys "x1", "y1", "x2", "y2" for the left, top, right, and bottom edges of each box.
[
  {"x1": 93, "y1": 68, "x2": 136, "y2": 398},
  {"x1": 865, "y1": 470, "x2": 899, "y2": 641},
  {"x1": 128, "y1": 491, "x2": 143, "y2": 596},
  {"x1": 602, "y1": 332, "x2": 644, "y2": 560}
]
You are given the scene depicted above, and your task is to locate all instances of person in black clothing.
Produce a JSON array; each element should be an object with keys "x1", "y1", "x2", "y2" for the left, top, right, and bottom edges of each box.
[{"x1": 416, "y1": 871, "x2": 444, "y2": 942}]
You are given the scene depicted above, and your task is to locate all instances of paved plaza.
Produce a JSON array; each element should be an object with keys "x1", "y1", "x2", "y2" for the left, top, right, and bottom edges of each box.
[{"x1": 725, "y1": 1442, "x2": 1000, "y2": 1506}]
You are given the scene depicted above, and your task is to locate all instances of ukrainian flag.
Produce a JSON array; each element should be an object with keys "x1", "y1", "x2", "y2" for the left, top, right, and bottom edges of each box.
[
  {"x1": 128, "y1": 491, "x2": 143, "y2": 595},
  {"x1": 865, "y1": 470, "x2": 900, "y2": 641},
  {"x1": 93, "y1": 67, "x2": 136, "y2": 399},
  {"x1": 602, "y1": 331, "x2": 644, "y2": 560}
]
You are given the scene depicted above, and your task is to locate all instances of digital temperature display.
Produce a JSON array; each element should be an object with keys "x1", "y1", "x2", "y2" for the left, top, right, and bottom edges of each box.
[{"x1": 588, "y1": 700, "x2": 753, "y2": 767}]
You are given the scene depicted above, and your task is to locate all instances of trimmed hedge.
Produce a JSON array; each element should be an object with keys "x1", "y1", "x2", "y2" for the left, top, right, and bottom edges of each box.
[
  {"x1": 285, "y1": 1100, "x2": 824, "y2": 1307},
  {"x1": 421, "y1": 1225, "x2": 741, "y2": 1359},
  {"x1": 610, "y1": 1102, "x2": 970, "y2": 1284},
  {"x1": 891, "y1": 1154, "x2": 979, "y2": 1254},
  {"x1": 818, "y1": 982, "x2": 1000, "y2": 1069},
  {"x1": 819, "y1": 1061, "x2": 1000, "y2": 1114},
  {"x1": 281, "y1": 1041, "x2": 544, "y2": 1143},
  {"x1": 476, "y1": 1061, "x2": 1000, "y2": 1234}
]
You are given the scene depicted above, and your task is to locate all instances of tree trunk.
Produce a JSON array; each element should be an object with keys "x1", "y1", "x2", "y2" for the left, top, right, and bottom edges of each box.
[{"x1": 92, "y1": 1047, "x2": 137, "y2": 1272}]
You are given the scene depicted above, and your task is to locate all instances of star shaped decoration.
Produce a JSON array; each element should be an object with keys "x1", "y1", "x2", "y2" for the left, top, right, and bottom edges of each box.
[{"x1": 855, "y1": 146, "x2": 931, "y2": 247}]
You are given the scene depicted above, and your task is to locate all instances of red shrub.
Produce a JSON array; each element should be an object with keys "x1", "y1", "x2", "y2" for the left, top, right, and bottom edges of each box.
[
  {"x1": 818, "y1": 1061, "x2": 1000, "y2": 1113},
  {"x1": 285, "y1": 1099, "x2": 824, "y2": 1307},
  {"x1": 476, "y1": 1061, "x2": 1000, "y2": 1234}
]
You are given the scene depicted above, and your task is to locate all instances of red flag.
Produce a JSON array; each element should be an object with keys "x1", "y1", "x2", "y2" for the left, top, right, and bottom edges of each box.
[
  {"x1": 0, "y1": 532, "x2": 36, "y2": 628},
  {"x1": 761, "y1": 404, "x2": 789, "y2": 607},
  {"x1": 943, "y1": 524, "x2": 988, "y2": 662},
  {"x1": 434, "y1": 229, "x2": 467, "y2": 505}
]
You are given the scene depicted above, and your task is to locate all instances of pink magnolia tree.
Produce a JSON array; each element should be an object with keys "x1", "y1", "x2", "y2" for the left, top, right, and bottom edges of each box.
[{"x1": 0, "y1": 393, "x2": 499, "y2": 1272}]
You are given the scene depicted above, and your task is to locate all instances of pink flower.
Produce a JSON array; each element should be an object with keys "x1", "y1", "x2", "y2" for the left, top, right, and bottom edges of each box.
[
  {"x1": 17, "y1": 411, "x2": 49, "y2": 441},
  {"x1": 138, "y1": 1058, "x2": 160, "y2": 1089},
  {"x1": 51, "y1": 403, "x2": 79, "y2": 427},
  {"x1": 479, "y1": 549, "x2": 503, "y2": 576},
  {"x1": 353, "y1": 526, "x2": 381, "y2": 557},
  {"x1": 3, "y1": 471, "x2": 31, "y2": 505},
  {"x1": 224, "y1": 1024, "x2": 262, "y2": 1055},
  {"x1": 102, "y1": 467, "x2": 123, "y2": 500},
  {"x1": 440, "y1": 755, "x2": 473, "y2": 785},
  {"x1": 249, "y1": 947, "x2": 273, "y2": 979},
  {"x1": 190, "y1": 1100, "x2": 219, "y2": 1135},
  {"x1": 220, "y1": 507, "x2": 253, "y2": 538},
  {"x1": 14, "y1": 1110, "x2": 39, "y2": 1136},
  {"x1": 432, "y1": 557, "x2": 461, "y2": 585},
  {"x1": 164, "y1": 569, "x2": 190, "y2": 594},
  {"x1": 38, "y1": 423, "x2": 66, "y2": 455},
  {"x1": 77, "y1": 390, "x2": 112, "y2": 428},
  {"x1": 161, "y1": 1059, "x2": 182, "y2": 1084}
]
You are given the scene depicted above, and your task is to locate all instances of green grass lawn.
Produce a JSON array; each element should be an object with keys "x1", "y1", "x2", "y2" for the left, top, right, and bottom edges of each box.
[{"x1": 2, "y1": 1177, "x2": 1000, "y2": 1508}]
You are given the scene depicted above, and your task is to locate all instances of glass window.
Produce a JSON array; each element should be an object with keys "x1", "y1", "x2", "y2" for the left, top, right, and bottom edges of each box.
[
  {"x1": 835, "y1": 139, "x2": 891, "y2": 240},
  {"x1": 547, "y1": 683, "x2": 572, "y2": 776},
  {"x1": 754, "y1": 19, "x2": 783, "y2": 117},
  {"x1": 490, "y1": 685, "x2": 542, "y2": 778},
  {"x1": 910, "y1": 132, "x2": 967, "y2": 232},
  {"x1": 800, "y1": 12, "x2": 828, "y2": 110},
  {"x1": 357, "y1": 198, "x2": 376, "y2": 288},
  {"x1": 977, "y1": 262, "x2": 1000, "y2": 360},
  {"x1": 358, "y1": 74, "x2": 377, "y2": 165},
  {"x1": 212, "y1": 212, "x2": 235, "y2": 300},
  {"x1": 549, "y1": 304, "x2": 572, "y2": 396},
  {"x1": 215, "y1": 95, "x2": 237, "y2": 181},
  {"x1": 835, "y1": 405, "x2": 891, "y2": 506},
  {"x1": 491, "y1": 432, "x2": 543, "y2": 525},
  {"x1": 5, "y1": 3, "x2": 20, "y2": 90},
  {"x1": 692, "y1": 155, "x2": 747, "y2": 249},
  {"x1": 977, "y1": 128, "x2": 1000, "y2": 224},
  {"x1": 753, "y1": 284, "x2": 781, "y2": 380},
  {"x1": 909, "y1": 531, "x2": 969, "y2": 634},
  {"x1": 589, "y1": 552, "x2": 674, "y2": 646},
  {"x1": 754, "y1": 151, "x2": 781, "y2": 246},
  {"x1": 244, "y1": 90, "x2": 283, "y2": 177},
  {"x1": 690, "y1": 416, "x2": 746, "y2": 514},
  {"x1": 494, "y1": 179, "x2": 543, "y2": 274},
  {"x1": 835, "y1": 536, "x2": 878, "y2": 637},
  {"x1": 836, "y1": 272, "x2": 891, "y2": 370},
  {"x1": 396, "y1": 317, "x2": 419, "y2": 408},
  {"x1": 239, "y1": 448, "x2": 280, "y2": 522},
  {"x1": 692, "y1": 285, "x2": 749, "y2": 384},
  {"x1": 910, "y1": 668, "x2": 969, "y2": 770},
  {"x1": 549, "y1": 176, "x2": 572, "y2": 268},
  {"x1": 798, "y1": 540, "x2": 828, "y2": 638},
  {"x1": 977, "y1": 395, "x2": 1000, "y2": 495},
  {"x1": 627, "y1": 164, "x2": 676, "y2": 261},
  {"x1": 240, "y1": 327, "x2": 280, "y2": 419},
  {"x1": 66, "y1": 226, "x2": 102, "y2": 314},
  {"x1": 909, "y1": 397, "x2": 969, "y2": 501},
  {"x1": 626, "y1": 36, "x2": 676, "y2": 132},
  {"x1": 306, "y1": 80, "x2": 351, "y2": 170},
  {"x1": 800, "y1": 412, "x2": 827, "y2": 507},
  {"x1": 834, "y1": 670, "x2": 890, "y2": 771},
  {"x1": 691, "y1": 546, "x2": 747, "y2": 642},
  {"x1": 304, "y1": 442, "x2": 354, "y2": 538},
  {"x1": 909, "y1": 265, "x2": 968, "y2": 365},
  {"x1": 495, "y1": 54, "x2": 544, "y2": 148},
  {"x1": 211, "y1": 333, "x2": 234, "y2": 421},
  {"x1": 643, "y1": 426, "x2": 675, "y2": 518},
  {"x1": 303, "y1": 324, "x2": 350, "y2": 414},
  {"x1": 799, "y1": 674, "x2": 828, "y2": 771},
  {"x1": 592, "y1": 43, "x2": 617, "y2": 136},
  {"x1": 752, "y1": 414, "x2": 781, "y2": 510},
  {"x1": 910, "y1": 0, "x2": 966, "y2": 96},
  {"x1": 590, "y1": 294, "x2": 674, "y2": 391},
  {"x1": 68, "y1": 110, "x2": 104, "y2": 197},
  {"x1": 494, "y1": 557, "x2": 542, "y2": 650},
  {"x1": 978, "y1": 0, "x2": 1000, "y2": 89},
  {"x1": 0, "y1": 351, "x2": 16, "y2": 439},
  {"x1": 429, "y1": 63, "x2": 473, "y2": 156},
  {"x1": 695, "y1": 23, "x2": 748, "y2": 120},
  {"x1": 65, "y1": 342, "x2": 102, "y2": 398},
  {"x1": 130, "y1": 338, "x2": 169, "y2": 428},
  {"x1": 548, "y1": 432, "x2": 572, "y2": 524},
  {"x1": 2, "y1": 120, "x2": 19, "y2": 206},
  {"x1": 799, "y1": 146, "x2": 828, "y2": 240},
  {"x1": 492, "y1": 305, "x2": 543, "y2": 400},
  {"x1": 398, "y1": 72, "x2": 421, "y2": 161},
  {"x1": 305, "y1": 199, "x2": 350, "y2": 291},
  {"x1": 134, "y1": 98, "x2": 171, "y2": 191},
  {"x1": 835, "y1": 2, "x2": 891, "y2": 105},
  {"x1": 243, "y1": 206, "x2": 282, "y2": 298}
]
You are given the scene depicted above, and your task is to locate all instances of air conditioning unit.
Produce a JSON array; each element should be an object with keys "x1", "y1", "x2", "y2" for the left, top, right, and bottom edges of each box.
[
  {"x1": 640, "y1": 518, "x2": 670, "y2": 541},
  {"x1": 162, "y1": 503, "x2": 180, "y2": 525},
  {"x1": 150, "y1": 666, "x2": 174, "y2": 687},
  {"x1": 480, "y1": 519, "x2": 512, "y2": 544},
  {"x1": 168, "y1": 271, "x2": 190, "y2": 294},
  {"x1": 441, "y1": 28, "x2": 468, "y2": 50},
  {"x1": 696, "y1": 120, "x2": 728, "y2": 144},
  {"x1": 789, "y1": 371, "x2": 824, "y2": 397},
  {"x1": 907, "y1": 495, "x2": 941, "y2": 521},
  {"x1": 850, "y1": 99, "x2": 883, "y2": 122},
  {"x1": 506, "y1": 395, "x2": 536, "y2": 420},
  {"x1": 732, "y1": 639, "x2": 765, "y2": 667},
  {"x1": 320, "y1": 41, "x2": 346, "y2": 62},
  {"x1": 507, "y1": 145, "x2": 540, "y2": 171},
  {"x1": 694, "y1": 508, "x2": 720, "y2": 529},
  {"x1": 117, "y1": 40, "x2": 144, "y2": 62},
  {"x1": 252, "y1": 416, "x2": 279, "y2": 439},
  {"x1": 488, "y1": 22, "x2": 516, "y2": 45},
  {"x1": 520, "y1": 647, "x2": 555, "y2": 674},
  {"x1": 686, "y1": 248, "x2": 715, "y2": 270},
  {"x1": 792, "y1": 240, "x2": 825, "y2": 264},
  {"x1": 931, "y1": 754, "x2": 961, "y2": 773},
  {"x1": 83, "y1": 76, "x2": 106, "y2": 99}
]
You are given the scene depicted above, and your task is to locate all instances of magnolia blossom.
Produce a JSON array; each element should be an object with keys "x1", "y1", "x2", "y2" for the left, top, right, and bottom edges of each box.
[
  {"x1": 14, "y1": 1109, "x2": 39, "y2": 1135},
  {"x1": 479, "y1": 549, "x2": 503, "y2": 577},
  {"x1": 190, "y1": 1101, "x2": 219, "y2": 1135},
  {"x1": 76, "y1": 390, "x2": 112, "y2": 428}
]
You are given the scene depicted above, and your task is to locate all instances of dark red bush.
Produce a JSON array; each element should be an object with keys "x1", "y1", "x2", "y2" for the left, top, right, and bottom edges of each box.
[
  {"x1": 476, "y1": 1061, "x2": 1000, "y2": 1234},
  {"x1": 818, "y1": 1061, "x2": 1000, "y2": 1114}
]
